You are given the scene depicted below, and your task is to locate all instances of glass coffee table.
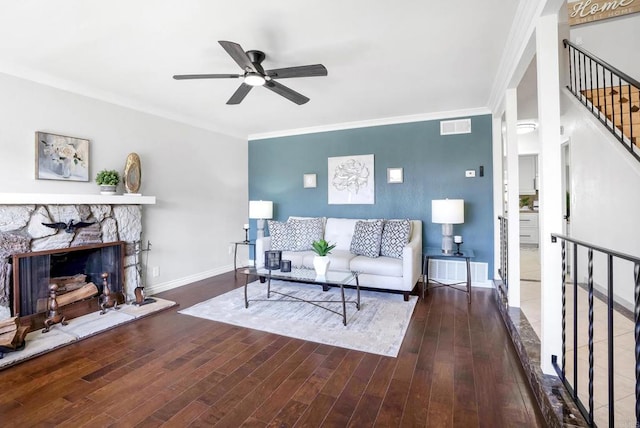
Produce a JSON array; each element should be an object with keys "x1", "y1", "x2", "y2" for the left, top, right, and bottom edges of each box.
[{"x1": 241, "y1": 267, "x2": 360, "y2": 326}]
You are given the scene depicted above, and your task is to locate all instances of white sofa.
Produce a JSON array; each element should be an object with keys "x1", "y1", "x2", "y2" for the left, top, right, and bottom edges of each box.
[{"x1": 255, "y1": 217, "x2": 422, "y2": 300}]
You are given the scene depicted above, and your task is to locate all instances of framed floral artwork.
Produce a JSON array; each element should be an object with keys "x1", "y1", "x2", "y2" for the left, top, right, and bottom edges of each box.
[
  {"x1": 35, "y1": 132, "x2": 89, "y2": 181},
  {"x1": 328, "y1": 154, "x2": 374, "y2": 204}
]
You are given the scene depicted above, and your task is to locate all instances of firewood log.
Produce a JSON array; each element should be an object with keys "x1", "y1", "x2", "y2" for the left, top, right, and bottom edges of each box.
[
  {"x1": 57, "y1": 282, "x2": 99, "y2": 307},
  {"x1": 50, "y1": 274, "x2": 87, "y2": 287},
  {"x1": 0, "y1": 316, "x2": 18, "y2": 335}
]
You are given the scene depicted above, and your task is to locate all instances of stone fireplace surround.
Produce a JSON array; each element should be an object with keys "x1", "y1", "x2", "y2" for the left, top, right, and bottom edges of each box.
[{"x1": 0, "y1": 193, "x2": 156, "y2": 322}]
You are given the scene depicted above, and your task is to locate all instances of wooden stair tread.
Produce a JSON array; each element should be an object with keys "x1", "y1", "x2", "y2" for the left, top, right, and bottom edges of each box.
[{"x1": 581, "y1": 85, "x2": 640, "y2": 145}]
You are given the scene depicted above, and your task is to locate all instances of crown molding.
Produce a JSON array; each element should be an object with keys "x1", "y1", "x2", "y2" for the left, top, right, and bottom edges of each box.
[
  {"x1": 248, "y1": 107, "x2": 491, "y2": 141},
  {"x1": 487, "y1": 0, "x2": 546, "y2": 115}
]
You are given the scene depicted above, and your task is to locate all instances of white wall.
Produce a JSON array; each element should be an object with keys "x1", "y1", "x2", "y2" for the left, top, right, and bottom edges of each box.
[
  {"x1": 569, "y1": 13, "x2": 640, "y2": 78},
  {"x1": 0, "y1": 72, "x2": 248, "y2": 294},
  {"x1": 518, "y1": 129, "x2": 541, "y2": 154},
  {"x1": 561, "y1": 88, "x2": 640, "y2": 308}
]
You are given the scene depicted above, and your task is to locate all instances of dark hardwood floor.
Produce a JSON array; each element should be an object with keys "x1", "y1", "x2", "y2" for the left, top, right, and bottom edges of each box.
[{"x1": 0, "y1": 272, "x2": 546, "y2": 427}]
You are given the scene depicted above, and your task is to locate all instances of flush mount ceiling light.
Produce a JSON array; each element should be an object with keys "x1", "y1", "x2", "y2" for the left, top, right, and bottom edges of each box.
[
  {"x1": 517, "y1": 122, "x2": 538, "y2": 134},
  {"x1": 244, "y1": 72, "x2": 265, "y2": 86}
]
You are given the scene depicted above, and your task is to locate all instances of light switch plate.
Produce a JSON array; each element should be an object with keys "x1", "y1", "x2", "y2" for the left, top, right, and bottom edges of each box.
[{"x1": 465, "y1": 169, "x2": 476, "y2": 177}]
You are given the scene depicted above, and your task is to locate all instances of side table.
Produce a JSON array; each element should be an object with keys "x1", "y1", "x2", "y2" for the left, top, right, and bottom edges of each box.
[
  {"x1": 422, "y1": 247, "x2": 475, "y2": 303},
  {"x1": 233, "y1": 241, "x2": 255, "y2": 278}
]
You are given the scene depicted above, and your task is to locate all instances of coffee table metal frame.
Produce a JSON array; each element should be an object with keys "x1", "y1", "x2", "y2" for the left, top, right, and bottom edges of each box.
[{"x1": 241, "y1": 267, "x2": 360, "y2": 326}]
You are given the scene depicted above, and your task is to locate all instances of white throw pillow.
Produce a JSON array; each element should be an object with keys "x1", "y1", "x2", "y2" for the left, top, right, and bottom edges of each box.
[
  {"x1": 350, "y1": 219, "x2": 384, "y2": 258},
  {"x1": 380, "y1": 219, "x2": 411, "y2": 258}
]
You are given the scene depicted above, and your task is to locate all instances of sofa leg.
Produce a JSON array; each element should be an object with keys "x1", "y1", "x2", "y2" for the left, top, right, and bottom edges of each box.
[
  {"x1": 259, "y1": 276, "x2": 266, "y2": 283},
  {"x1": 322, "y1": 285, "x2": 330, "y2": 292},
  {"x1": 403, "y1": 292, "x2": 409, "y2": 302}
]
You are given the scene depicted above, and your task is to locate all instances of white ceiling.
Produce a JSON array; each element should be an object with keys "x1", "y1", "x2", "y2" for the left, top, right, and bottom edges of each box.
[{"x1": 0, "y1": 1, "x2": 520, "y2": 139}]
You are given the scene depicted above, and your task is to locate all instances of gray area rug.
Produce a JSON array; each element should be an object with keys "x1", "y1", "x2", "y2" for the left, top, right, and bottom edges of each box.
[{"x1": 179, "y1": 280, "x2": 418, "y2": 357}]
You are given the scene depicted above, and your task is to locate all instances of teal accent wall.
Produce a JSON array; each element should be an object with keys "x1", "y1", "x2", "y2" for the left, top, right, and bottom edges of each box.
[{"x1": 248, "y1": 114, "x2": 494, "y2": 275}]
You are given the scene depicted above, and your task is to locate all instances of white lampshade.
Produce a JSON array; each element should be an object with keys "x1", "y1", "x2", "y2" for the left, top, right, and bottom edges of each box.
[
  {"x1": 432, "y1": 199, "x2": 464, "y2": 224},
  {"x1": 249, "y1": 200, "x2": 273, "y2": 219}
]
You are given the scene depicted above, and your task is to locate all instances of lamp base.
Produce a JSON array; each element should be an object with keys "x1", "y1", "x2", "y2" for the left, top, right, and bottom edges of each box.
[
  {"x1": 441, "y1": 223, "x2": 454, "y2": 254},
  {"x1": 256, "y1": 218, "x2": 266, "y2": 239}
]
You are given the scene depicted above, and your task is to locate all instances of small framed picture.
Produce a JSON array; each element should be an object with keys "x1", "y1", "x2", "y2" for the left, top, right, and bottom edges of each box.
[
  {"x1": 303, "y1": 173, "x2": 317, "y2": 188},
  {"x1": 35, "y1": 131, "x2": 90, "y2": 181},
  {"x1": 387, "y1": 168, "x2": 403, "y2": 184}
]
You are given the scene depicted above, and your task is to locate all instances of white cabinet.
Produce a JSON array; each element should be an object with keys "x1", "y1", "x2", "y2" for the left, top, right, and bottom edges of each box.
[
  {"x1": 520, "y1": 212, "x2": 539, "y2": 246},
  {"x1": 519, "y1": 155, "x2": 537, "y2": 195}
]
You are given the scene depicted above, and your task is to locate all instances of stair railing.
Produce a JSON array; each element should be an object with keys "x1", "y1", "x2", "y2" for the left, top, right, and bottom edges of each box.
[
  {"x1": 563, "y1": 39, "x2": 639, "y2": 162},
  {"x1": 497, "y1": 215, "x2": 508, "y2": 306},
  {"x1": 551, "y1": 233, "x2": 640, "y2": 428}
]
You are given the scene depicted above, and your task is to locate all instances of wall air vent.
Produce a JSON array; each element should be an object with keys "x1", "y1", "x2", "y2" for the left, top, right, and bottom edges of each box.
[{"x1": 440, "y1": 118, "x2": 472, "y2": 135}]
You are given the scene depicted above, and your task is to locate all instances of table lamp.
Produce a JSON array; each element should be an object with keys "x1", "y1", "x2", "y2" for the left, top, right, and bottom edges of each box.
[
  {"x1": 432, "y1": 199, "x2": 464, "y2": 254},
  {"x1": 249, "y1": 200, "x2": 273, "y2": 239}
]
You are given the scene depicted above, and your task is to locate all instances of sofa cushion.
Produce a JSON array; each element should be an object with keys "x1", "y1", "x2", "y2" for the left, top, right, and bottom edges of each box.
[
  {"x1": 280, "y1": 250, "x2": 311, "y2": 269},
  {"x1": 380, "y1": 219, "x2": 411, "y2": 258},
  {"x1": 301, "y1": 249, "x2": 356, "y2": 272},
  {"x1": 288, "y1": 217, "x2": 324, "y2": 251},
  {"x1": 350, "y1": 219, "x2": 384, "y2": 258},
  {"x1": 267, "y1": 220, "x2": 292, "y2": 250},
  {"x1": 350, "y1": 255, "x2": 403, "y2": 277},
  {"x1": 324, "y1": 218, "x2": 361, "y2": 251}
]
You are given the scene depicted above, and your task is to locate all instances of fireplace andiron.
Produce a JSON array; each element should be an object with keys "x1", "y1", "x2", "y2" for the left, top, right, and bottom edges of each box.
[
  {"x1": 100, "y1": 272, "x2": 121, "y2": 314},
  {"x1": 43, "y1": 283, "x2": 68, "y2": 333}
]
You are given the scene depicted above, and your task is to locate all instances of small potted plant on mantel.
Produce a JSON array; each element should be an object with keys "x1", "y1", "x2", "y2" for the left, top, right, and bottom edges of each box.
[
  {"x1": 311, "y1": 239, "x2": 336, "y2": 276},
  {"x1": 95, "y1": 169, "x2": 120, "y2": 195}
]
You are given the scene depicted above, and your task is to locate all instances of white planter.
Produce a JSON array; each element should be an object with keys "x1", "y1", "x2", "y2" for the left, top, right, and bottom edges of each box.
[
  {"x1": 99, "y1": 185, "x2": 117, "y2": 195},
  {"x1": 313, "y1": 255, "x2": 331, "y2": 276}
]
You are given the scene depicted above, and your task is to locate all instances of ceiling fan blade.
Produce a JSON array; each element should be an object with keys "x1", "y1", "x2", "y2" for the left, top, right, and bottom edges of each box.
[
  {"x1": 264, "y1": 81, "x2": 309, "y2": 105},
  {"x1": 218, "y1": 40, "x2": 257, "y2": 73},
  {"x1": 173, "y1": 73, "x2": 241, "y2": 80},
  {"x1": 227, "y1": 83, "x2": 253, "y2": 105},
  {"x1": 266, "y1": 64, "x2": 328, "y2": 79}
]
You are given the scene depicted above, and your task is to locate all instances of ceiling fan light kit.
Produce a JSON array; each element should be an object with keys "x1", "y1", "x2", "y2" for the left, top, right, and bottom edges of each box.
[
  {"x1": 244, "y1": 72, "x2": 265, "y2": 86},
  {"x1": 173, "y1": 40, "x2": 327, "y2": 105}
]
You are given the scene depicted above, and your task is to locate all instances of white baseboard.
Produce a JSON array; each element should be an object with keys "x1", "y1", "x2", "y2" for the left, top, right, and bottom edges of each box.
[{"x1": 145, "y1": 264, "x2": 234, "y2": 295}]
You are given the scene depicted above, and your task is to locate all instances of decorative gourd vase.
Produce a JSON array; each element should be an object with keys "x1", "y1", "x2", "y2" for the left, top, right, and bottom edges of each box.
[
  {"x1": 313, "y1": 256, "x2": 330, "y2": 277},
  {"x1": 124, "y1": 153, "x2": 142, "y2": 194}
]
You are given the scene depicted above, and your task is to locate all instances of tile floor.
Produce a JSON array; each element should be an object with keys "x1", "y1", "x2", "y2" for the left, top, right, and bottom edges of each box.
[{"x1": 519, "y1": 247, "x2": 636, "y2": 428}]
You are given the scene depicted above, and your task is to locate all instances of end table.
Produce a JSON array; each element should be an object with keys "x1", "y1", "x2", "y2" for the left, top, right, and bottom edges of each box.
[
  {"x1": 233, "y1": 241, "x2": 255, "y2": 278},
  {"x1": 423, "y1": 247, "x2": 475, "y2": 303}
]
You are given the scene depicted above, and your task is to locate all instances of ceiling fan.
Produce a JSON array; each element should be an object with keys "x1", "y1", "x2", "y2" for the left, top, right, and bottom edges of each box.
[{"x1": 173, "y1": 40, "x2": 328, "y2": 105}]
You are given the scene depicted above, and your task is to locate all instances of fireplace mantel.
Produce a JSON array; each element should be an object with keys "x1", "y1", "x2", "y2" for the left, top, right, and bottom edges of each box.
[{"x1": 0, "y1": 193, "x2": 156, "y2": 205}]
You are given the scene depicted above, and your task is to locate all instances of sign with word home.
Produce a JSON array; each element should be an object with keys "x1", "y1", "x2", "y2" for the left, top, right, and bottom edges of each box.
[{"x1": 568, "y1": 0, "x2": 640, "y2": 26}]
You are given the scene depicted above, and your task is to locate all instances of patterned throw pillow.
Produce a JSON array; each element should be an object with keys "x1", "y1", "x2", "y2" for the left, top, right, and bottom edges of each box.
[
  {"x1": 380, "y1": 219, "x2": 411, "y2": 258},
  {"x1": 288, "y1": 218, "x2": 324, "y2": 251},
  {"x1": 350, "y1": 219, "x2": 384, "y2": 258},
  {"x1": 267, "y1": 220, "x2": 292, "y2": 250}
]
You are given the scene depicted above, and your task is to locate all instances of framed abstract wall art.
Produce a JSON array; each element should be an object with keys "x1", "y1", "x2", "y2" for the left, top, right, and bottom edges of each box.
[
  {"x1": 328, "y1": 154, "x2": 374, "y2": 204},
  {"x1": 35, "y1": 132, "x2": 89, "y2": 181}
]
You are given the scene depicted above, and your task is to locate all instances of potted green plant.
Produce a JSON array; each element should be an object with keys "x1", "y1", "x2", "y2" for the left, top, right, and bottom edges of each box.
[
  {"x1": 311, "y1": 239, "x2": 336, "y2": 276},
  {"x1": 95, "y1": 169, "x2": 120, "y2": 195}
]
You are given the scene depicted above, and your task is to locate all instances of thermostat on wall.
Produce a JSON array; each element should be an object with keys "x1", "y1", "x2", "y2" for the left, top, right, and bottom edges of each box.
[{"x1": 465, "y1": 169, "x2": 476, "y2": 178}]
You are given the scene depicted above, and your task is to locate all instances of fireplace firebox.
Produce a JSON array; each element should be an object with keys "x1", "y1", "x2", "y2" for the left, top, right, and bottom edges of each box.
[{"x1": 12, "y1": 241, "x2": 125, "y2": 329}]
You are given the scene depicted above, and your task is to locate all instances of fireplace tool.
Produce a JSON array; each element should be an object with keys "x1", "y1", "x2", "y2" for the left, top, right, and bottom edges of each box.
[{"x1": 133, "y1": 240, "x2": 155, "y2": 306}]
